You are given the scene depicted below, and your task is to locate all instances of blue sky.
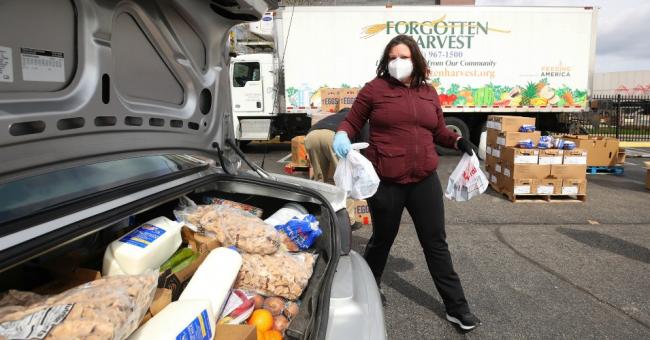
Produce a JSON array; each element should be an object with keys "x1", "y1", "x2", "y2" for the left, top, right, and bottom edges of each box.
[{"x1": 476, "y1": 0, "x2": 650, "y2": 73}]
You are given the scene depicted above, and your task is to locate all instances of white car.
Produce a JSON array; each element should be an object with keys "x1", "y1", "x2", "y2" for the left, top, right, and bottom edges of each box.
[{"x1": 0, "y1": 1, "x2": 385, "y2": 339}]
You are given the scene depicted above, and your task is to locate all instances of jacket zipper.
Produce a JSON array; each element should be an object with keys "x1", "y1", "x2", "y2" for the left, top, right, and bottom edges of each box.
[{"x1": 410, "y1": 88, "x2": 418, "y2": 175}]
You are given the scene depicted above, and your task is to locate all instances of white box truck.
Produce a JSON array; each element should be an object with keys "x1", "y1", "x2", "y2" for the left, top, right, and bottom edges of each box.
[{"x1": 230, "y1": 5, "x2": 598, "y2": 154}]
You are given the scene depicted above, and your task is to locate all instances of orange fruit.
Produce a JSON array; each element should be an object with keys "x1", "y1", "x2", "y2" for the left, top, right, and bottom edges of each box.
[
  {"x1": 248, "y1": 309, "x2": 273, "y2": 332},
  {"x1": 264, "y1": 329, "x2": 283, "y2": 340}
]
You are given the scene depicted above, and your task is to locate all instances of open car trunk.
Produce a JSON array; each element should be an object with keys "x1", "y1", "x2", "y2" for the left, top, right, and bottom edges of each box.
[{"x1": 0, "y1": 172, "x2": 338, "y2": 340}]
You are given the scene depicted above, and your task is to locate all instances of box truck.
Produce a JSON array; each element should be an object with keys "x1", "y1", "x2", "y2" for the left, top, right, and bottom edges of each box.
[{"x1": 230, "y1": 5, "x2": 598, "y2": 155}]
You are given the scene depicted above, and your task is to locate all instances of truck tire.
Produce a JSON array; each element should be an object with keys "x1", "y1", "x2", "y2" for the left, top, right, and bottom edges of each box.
[{"x1": 436, "y1": 117, "x2": 471, "y2": 156}]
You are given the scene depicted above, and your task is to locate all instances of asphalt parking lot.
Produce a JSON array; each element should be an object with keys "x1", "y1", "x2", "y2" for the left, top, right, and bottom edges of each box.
[{"x1": 243, "y1": 143, "x2": 650, "y2": 339}]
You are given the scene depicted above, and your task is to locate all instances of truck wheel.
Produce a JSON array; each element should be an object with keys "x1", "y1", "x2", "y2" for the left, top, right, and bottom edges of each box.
[{"x1": 436, "y1": 117, "x2": 471, "y2": 155}]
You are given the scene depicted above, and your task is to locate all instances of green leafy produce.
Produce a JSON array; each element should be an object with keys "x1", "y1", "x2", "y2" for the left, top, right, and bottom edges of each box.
[{"x1": 160, "y1": 248, "x2": 195, "y2": 272}]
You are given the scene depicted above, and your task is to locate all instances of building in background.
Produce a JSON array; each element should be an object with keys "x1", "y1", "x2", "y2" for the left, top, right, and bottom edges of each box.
[{"x1": 593, "y1": 71, "x2": 650, "y2": 95}]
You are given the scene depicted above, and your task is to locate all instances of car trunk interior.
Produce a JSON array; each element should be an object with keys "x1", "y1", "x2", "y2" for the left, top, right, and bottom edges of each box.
[{"x1": 0, "y1": 175, "x2": 336, "y2": 339}]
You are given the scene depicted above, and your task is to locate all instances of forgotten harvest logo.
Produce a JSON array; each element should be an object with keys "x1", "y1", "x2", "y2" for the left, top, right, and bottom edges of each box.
[{"x1": 361, "y1": 14, "x2": 510, "y2": 49}]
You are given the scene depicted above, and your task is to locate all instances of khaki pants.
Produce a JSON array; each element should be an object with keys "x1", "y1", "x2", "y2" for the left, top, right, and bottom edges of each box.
[
  {"x1": 304, "y1": 129, "x2": 337, "y2": 183},
  {"x1": 304, "y1": 129, "x2": 357, "y2": 224}
]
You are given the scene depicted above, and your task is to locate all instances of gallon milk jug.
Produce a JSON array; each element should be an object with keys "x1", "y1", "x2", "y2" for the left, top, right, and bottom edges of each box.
[
  {"x1": 129, "y1": 300, "x2": 215, "y2": 340},
  {"x1": 103, "y1": 216, "x2": 182, "y2": 276},
  {"x1": 179, "y1": 247, "x2": 243, "y2": 317},
  {"x1": 264, "y1": 203, "x2": 308, "y2": 227}
]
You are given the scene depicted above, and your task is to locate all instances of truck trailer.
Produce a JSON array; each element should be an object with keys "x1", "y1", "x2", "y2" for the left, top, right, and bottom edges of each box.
[{"x1": 230, "y1": 5, "x2": 598, "y2": 156}]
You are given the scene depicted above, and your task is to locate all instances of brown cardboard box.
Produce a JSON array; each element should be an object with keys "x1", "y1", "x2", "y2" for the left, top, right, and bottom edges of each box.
[
  {"x1": 500, "y1": 147, "x2": 539, "y2": 164},
  {"x1": 140, "y1": 288, "x2": 173, "y2": 325},
  {"x1": 539, "y1": 149, "x2": 564, "y2": 165},
  {"x1": 563, "y1": 148, "x2": 587, "y2": 165},
  {"x1": 354, "y1": 199, "x2": 372, "y2": 225},
  {"x1": 215, "y1": 324, "x2": 257, "y2": 340},
  {"x1": 291, "y1": 136, "x2": 309, "y2": 166},
  {"x1": 551, "y1": 164, "x2": 587, "y2": 179},
  {"x1": 643, "y1": 162, "x2": 650, "y2": 189},
  {"x1": 536, "y1": 178, "x2": 562, "y2": 195},
  {"x1": 502, "y1": 163, "x2": 551, "y2": 179},
  {"x1": 338, "y1": 88, "x2": 359, "y2": 110},
  {"x1": 487, "y1": 144, "x2": 501, "y2": 159},
  {"x1": 561, "y1": 179, "x2": 587, "y2": 195},
  {"x1": 501, "y1": 178, "x2": 535, "y2": 195},
  {"x1": 563, "y1": 136, "x2": 619, "y2": 166},
  {"x1": 485, "y1": 154, "x2": 498, "y2": 170},
  {"x1": 320, "y1": 88, "x2": 341, "y2": 113},
  {"x1": 617, "y1": 148, "x2": 626, "y2": 164},
  {"x1": 487, "y1": 129, "x2": 499, "y2": 147},
  {"x1": 487, "y1": 115, "x2": 536, "y2": 132},
  {"x1": 495, "y1": 131, "x2": 542, "y2": 148}
]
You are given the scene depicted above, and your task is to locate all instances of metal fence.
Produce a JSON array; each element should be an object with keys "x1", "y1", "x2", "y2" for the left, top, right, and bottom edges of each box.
[{"x1": 564, "y1": 94, "x2": 650, "y2": 141}]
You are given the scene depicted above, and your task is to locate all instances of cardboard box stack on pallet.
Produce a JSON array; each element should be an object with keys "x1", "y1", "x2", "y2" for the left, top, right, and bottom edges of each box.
[
  {"x1": 485, "y1": 115, "x2": 588, "y2": 202},
  {"x1": 562, "y1": 135, "x2": 626, "y2": 174}
]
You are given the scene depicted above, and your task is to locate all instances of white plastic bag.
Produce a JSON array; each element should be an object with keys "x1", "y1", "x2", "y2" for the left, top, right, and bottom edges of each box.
[
  {"x1": 445, "y1": 153, "x2": 488, "y2": 201},
  {"x1": 334, "y1": 143, "x2": 380, "y2": 199}
]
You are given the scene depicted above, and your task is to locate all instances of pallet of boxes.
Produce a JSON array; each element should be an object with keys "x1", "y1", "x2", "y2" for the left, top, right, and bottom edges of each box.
[{"x1": 485, "y1": 115, "x2": 588, "y2": 202}]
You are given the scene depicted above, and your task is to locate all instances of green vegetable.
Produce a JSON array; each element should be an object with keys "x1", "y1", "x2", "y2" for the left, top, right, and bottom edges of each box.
[
  {"x1": 172, "y1": 253, "x2": 199, "y2": 273},
  {"x1": 160, "y1": 248, "x2": 195, "y2": 272}
]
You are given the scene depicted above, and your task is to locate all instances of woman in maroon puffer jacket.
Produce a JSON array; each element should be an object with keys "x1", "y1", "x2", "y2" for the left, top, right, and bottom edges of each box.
[{"x1": 334, "y1": 34, "x2": 480, "y2": 331}]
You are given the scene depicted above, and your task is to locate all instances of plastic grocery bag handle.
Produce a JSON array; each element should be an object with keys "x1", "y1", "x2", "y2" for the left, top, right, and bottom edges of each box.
[{"x1": 351, "y1": 142, "x2": 369, "y2": 150}]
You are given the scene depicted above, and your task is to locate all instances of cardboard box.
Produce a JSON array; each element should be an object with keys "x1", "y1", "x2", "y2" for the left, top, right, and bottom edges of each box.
[
  {"x1": 536, "y1": 178, "x2": 562, "y2": 195},
  {"x1": 140, "y1": 288, "x2": 173, "y2": 325},
  {"x1": 643, "y1": 162, "x2": 650, "y2": 189},
  {"x1": 563, "y1": 136, "x2": 619, "y2": 166},
  {"x1": 320, "y1": 88, "x2": 341, "y2": 113},
  {"x1": 617, "y1": 148, "x2": 626, "y2": 164},
  {"x1": 551, "y1": 164, "x2": 587, "y2": 179},
  {"x1": 500, "y1": 147, "x2": 539, "y2": 164},
  {"x1": 485, "y1": 154, "x2": 498, "y2": 170},
  {"x1": 486, "y1": 144, "x2": 502, "y2": 159},
  {"x1": 495, "y1": 131, "x2": 541, "y2": 148},
  {"x1": 501, "y1": 178, "x2": 535, "y2": 195},
  {"x1": 487, "y1": 129, "x2": 499, "y2": 147},
  {"x1": 338, "y1": 88, "x2": 359, "y2": 110},
  {"x1": 539, "y1": 149, "x2": 564, "y2": 165},
  {"x1": 561, "y1": 179, "x2": 587, "y2": 195},
  {"x1": 563, "y1": 148, "x2": 587, "y2": 165},
  {"x1": 291, "y1": 136, "x2": 309, "y2": 166},
  {"x1": 215, "y1": 324, "x2": 257, "y2": 340},
  {"x1": 502, "y1": 163, "x2": 551, "y2": 179},
  {"x1": 354, "y1": 199, "x2": 372, "y2": 225},
  {"x1": 487, "y1": 115, "x2": 536, "y2": 132}
]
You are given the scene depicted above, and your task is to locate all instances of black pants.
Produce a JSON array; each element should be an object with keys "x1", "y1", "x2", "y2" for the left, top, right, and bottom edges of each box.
[{"x1": 365, "y1": 172, "x2": 470, "y2": 314}]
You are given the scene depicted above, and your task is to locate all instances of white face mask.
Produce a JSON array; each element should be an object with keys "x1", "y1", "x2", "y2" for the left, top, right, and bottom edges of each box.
[{"x1": 388, "y1": 58, "x2": 413, "y2": 81}]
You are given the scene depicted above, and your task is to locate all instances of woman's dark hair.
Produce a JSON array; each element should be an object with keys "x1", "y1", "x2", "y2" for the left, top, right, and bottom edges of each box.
[{"x1": 376, "y1": 35, "x2": 430, "y2": 87}]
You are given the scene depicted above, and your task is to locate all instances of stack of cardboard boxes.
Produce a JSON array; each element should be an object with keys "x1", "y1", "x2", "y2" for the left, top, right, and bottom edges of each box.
[
  {"x1": 562, "y1": 135, "x2": 625, "y2": 167},
  {"x1": 485, "y1": 115, "x2": 588, "y2": 201}
]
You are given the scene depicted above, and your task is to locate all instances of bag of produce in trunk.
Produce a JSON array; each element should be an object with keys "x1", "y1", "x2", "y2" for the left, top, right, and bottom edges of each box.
[
  {"x1": 0, "y1": 272, "x2": 157, "y2": 340},
  {"x1": 203, "y1": 197, "x2": 264, "y2": 218},
  {"x1": 274, "y1": 214, "x2": 322, "y2": 250},
  {"x1": 198, "y1": 206, "x2": 281, "y2": 255},
  {"x1": 175, "y1": 198, "x2": 281, "y2": 255},
  {"x1": 235, "y1": 252, "x2": 316, "y2": 300}
]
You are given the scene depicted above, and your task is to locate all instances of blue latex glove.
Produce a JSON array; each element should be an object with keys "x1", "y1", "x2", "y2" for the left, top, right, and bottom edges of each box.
[{"x1": 333, "y1": 131, "x2": 351, "y2": 159}]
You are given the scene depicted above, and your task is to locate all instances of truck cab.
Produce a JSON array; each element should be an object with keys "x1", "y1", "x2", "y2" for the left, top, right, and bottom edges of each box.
[{"x1": 230, "y1": 53, "x2": 311, "y2": 143}]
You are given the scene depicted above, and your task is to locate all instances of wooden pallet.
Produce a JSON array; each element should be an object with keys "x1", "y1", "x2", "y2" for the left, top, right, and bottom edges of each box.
[
  {"x1": 502, "y1": 191, "x2": 587, "y2": 203},
  {"x1": 586, "y1": 165, "x2": 624, "y2": 175}
]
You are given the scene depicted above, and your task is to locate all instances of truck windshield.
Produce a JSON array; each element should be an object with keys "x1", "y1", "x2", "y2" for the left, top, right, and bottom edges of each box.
[
  {"x1": 0, "y1": 155, "x2": 206, "y2": 225},
  {"x1": 233, "y1": 62, "x2": 260, "y2": 87}
]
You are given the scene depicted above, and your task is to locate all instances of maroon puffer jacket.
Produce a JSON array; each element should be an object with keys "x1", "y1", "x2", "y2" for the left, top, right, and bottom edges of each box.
[{"x1": 337, "y1": 77, "x2": 459, "y2": 184}]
